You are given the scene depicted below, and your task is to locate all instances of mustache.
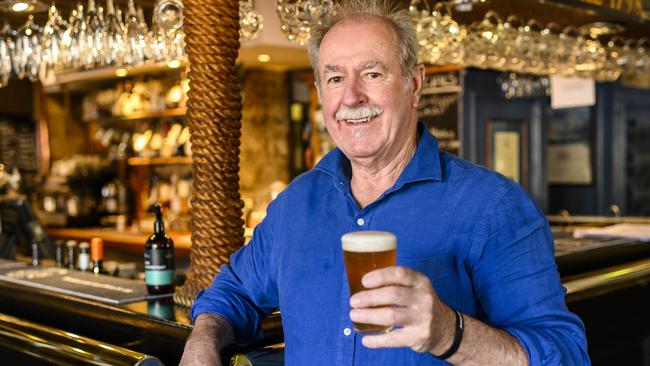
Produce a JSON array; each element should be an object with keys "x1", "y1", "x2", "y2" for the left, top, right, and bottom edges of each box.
[{"x1": 335, "y1": 104, "x2": 383, "y2": 121}]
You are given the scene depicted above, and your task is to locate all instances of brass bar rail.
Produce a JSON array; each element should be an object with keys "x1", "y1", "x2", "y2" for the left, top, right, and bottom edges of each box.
[
  {"x1": 0, "y1": 313, "x2": 162, "y2": 366},
  {"x1": 564, "y1": 258, "x2": 650, "y2": 302}
]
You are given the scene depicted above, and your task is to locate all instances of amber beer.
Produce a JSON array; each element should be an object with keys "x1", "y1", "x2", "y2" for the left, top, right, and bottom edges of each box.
[{"x1": 342, "y1": 231, "x2": 397, "y2": 333}]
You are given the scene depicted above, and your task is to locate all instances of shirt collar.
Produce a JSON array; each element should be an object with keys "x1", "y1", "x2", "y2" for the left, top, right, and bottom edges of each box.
[{"x1": 314, "y1": 121, "x2": 442, "y2": 189}]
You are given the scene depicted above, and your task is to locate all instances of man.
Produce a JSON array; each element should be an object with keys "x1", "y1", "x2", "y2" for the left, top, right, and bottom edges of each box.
[{"x1": 181, "y1": 1, "x2": 590, "y2": 365}]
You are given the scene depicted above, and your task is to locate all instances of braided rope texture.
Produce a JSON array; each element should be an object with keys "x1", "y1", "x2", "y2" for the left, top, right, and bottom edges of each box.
[{"x1": 174, "y1": 0, "x2": 245, "y2": 308}]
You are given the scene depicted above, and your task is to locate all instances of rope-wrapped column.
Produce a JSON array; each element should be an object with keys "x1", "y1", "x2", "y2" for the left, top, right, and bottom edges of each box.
[{"x1": 174, "y1": 0, "x2": 244, "y2": 307}]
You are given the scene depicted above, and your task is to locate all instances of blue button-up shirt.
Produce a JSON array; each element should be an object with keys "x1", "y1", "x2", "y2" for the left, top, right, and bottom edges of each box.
[{"x1": 192, "y1": 124, "x2": 589, "y2": 365}]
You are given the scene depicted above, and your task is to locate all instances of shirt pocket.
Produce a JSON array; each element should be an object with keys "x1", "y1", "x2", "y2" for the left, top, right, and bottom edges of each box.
[{"x1": 397, "y1": 255, "x2": 457, "y2": 305}]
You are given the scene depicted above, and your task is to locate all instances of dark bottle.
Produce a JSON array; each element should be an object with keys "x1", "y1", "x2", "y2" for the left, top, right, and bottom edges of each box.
[
  {"x1": 66, "y1": 240, "x2": 77, "y2": 270},
  {"x1": 90, "y1": 237, "x2": 106, "y2": 274},
  {"x1": 54, "y1": 240, "x2": 64, "y2": 268},
  {"x1": 31, "y1": 240, "x2": 40, "y2": 267},
  {"x1": 144, "y1": 204, "x2": 175, "y2": 294}
]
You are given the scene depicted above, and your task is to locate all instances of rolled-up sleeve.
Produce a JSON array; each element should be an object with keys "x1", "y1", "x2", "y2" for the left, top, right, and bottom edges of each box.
[
  {"x1": 190, "y1": 199, "x2": 280, "y2": 346},
  {"x1": 468, "y1": 183, "x2": 590, "y2": 365}
]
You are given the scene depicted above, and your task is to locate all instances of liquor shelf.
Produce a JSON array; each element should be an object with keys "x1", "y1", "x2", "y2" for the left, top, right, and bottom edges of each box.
[
  {"x1": 42, "y1": 60, "x2": 189, "y2": 94},
  {"x1": 85, "y1": 108, "x2": 187, "y2": 125},
  {"x1": 127, "y1": 156, "x2": 193, "y2": 167},
  {"x1": 46, "y1": 227, "x2": 192, "y2": 256}
]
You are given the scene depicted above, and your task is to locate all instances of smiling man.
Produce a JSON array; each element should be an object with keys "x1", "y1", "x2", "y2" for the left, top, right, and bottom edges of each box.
[{"x1": 180, "y1": 1, "x2": 590, "y2": 365}]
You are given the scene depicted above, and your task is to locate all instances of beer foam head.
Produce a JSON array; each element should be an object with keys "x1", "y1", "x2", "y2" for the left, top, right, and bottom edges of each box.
[{"x1": 341, "y1": 231, "x2": 396, "y2": 253}]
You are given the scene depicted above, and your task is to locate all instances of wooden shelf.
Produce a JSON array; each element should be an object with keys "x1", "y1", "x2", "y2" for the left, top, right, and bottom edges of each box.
[
  {"x1": 46, "y1": 227, "x2": 192, "y2": 256},
  {"x1": 42, "y1": 59, "x2": 188, "y2": 94},
  {"x1": 127, "y1": 156, "x2": 192, "y2": 166},
  {"x1": 85, "y1": 108, "x2": 187, "y2": 124}
]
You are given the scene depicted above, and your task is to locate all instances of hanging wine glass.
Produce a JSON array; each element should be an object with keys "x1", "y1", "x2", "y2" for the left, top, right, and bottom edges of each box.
[
  {"x1": 124, "y1": 0, "x2": 147, "y2": 65},
  {"x1": 523, "y1": 19, "x2": 544, "y2": 74},
  {"x1": 153, "y1": 0, "x2": 185, "y2": 61},
  {"x1": 594, "y1": 36, "x2": 624, "y2": 81},
  {"x1": 136, "y1": 6, "x2": 153, "y2": 60},
  {"x1": 627, "y1": 38, "x2": 649, "y2": 76},
  {"x1": 483, "y1": 12, "x2": 506, "y2": 70},
  {"x1": 41, "y1": 3, "x2": 69, "y2": 77},
  {"x1": 539, "y1": 23, "x2": 561, "y2": 75},
  {"x1": 435, "y1": 3, "x2": 465, "y2": 66},
  {"x1": 573, "y1": 28, "x2": 605, "y2": 77},
  {"x1": 240, "y1": 0, "x2": 263, "y2": 41},
  {"x1": 16, "y1": 15, "x2": 43, "y2": 81},
  {"x1": 149, "y1": 17, "x2": 167, "y2": 62},
  {"x1": 81, "y1": 0, "x2": 107, "y2": 69},
  {"x1": 103, "y1": 0, "x2": 125, "y2": 66},
  {"x1": 154, "y1": 0, "x2": 183, "y2": 32},
  {"x1": 0, "y1": 35, "x2": 10, "y2": 87},
  {"x1": 0, "y1": 23, "x2": 16, "y2": 87},
  {"x1": 557, "y1": 26, "x2": 578, "y2": 76},
  {"x1": 462, "y1": 15, "x2": 495, "y2": 69},
  {"x1": 65, "y1": 3, "x2": 84, "y2": 70},
  {"x1": 500, "y1": 16, "x2": 523, "y2": 73},
  {"x1": 276, "y1": 0, "x2": 334, "y2": 45}
]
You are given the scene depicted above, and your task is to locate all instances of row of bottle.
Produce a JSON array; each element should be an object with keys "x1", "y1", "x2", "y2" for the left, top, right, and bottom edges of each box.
[
  {"x1": 52, "y1": 238, "x2": 106, "y2": 274},
  {"x1": 35, "y1": 204, "x2": 176, "y2": 296}
]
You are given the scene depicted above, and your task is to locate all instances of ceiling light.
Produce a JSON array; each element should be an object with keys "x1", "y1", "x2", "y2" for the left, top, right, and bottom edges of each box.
[
  {"x1": 115, "y1": 68, "x2": 128, "y2": 77},
  {"x1": 1, "y1": 0, "x2": 49, "y2": 13},
  {"x1": 167, "y1": 59, "x2": 181, "y2": 69},
  {"x1": 11, "y1": 1, "x2": 29, "y2": 11},
  {"x1": 257, "y1": 54, "x2": 270, "y2": 63}
]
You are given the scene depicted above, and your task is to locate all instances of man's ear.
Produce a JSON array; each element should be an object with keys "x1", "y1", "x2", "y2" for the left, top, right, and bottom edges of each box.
[{"x1": 411, "y1": 64, "x2": 425, "y2": 108}]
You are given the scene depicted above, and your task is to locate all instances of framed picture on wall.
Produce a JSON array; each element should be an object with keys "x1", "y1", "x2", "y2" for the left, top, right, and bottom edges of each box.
[
  {"x1": 485, "y1": 119, "x2": 529, "y2": 190},
  {"x1": 547, "y1": 107, "x2": 592, "y2": 185}
]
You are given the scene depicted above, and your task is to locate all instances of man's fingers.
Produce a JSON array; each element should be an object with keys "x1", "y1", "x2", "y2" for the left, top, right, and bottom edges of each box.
[
  {"x1": 349, "y1": 305, "x2": 411, "y2": 327},
  {"x1": 361, "y1": 328, "x2": 410, "y2": 349},
  {"x1": 362, "y1": 266, "x2": 423, "y2": 288},
  {"x1": 350, "y1": 285, "x2": 414, "y2": 308}
]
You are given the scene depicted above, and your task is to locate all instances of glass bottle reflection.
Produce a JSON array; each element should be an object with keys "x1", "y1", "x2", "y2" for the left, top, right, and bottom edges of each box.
[{"x1": 147, "y1": 298, "x2": 175, "y2": 321}]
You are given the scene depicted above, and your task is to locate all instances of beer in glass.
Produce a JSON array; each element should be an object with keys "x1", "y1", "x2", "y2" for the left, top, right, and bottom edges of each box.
[{"x1": 342, "y1": 230, "x2": 397, "y2": 333}]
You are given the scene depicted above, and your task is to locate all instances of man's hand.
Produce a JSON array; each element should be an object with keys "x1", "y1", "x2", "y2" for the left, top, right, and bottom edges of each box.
[
  {"x1": 349, "y1": 266, "x2": 456, "y2": 355},
  {"x1": 179, "y1": 313, "x2": 235, "y2": 366}
]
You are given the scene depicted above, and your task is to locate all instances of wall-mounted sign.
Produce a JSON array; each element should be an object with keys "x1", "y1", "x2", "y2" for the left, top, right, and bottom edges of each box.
[
  {"x1": 485, "y1": 119, "x2": 529, "y2": 190},
  {"x1": 550, "y1": 76, "x2": 596, "y2": 110}
]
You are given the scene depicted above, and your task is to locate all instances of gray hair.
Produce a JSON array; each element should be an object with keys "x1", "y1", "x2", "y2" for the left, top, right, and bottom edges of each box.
[{"x1": 308, "y1": 0, "x2": 419, "y2": 87}]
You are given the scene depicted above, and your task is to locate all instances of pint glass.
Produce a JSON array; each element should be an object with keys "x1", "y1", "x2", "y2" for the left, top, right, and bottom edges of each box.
[{"x1": 342, "y1": 230, "x2": 397, "y2": 333}]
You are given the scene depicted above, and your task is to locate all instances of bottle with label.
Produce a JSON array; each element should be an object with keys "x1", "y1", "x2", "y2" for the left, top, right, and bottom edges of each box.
[
  {"x1": 90, "y1": 237, "x2": 106, "y2": 274},
  {"x1": 144, "y1": 204, "x2": 175, "y2": 294},
  {"x1": 78, "y1": 242, "x2": 90, "y2": 271}
]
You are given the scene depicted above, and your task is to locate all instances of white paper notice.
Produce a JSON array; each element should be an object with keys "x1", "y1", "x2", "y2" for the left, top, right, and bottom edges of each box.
[{"x1": 550, "y1": 76, "x2": 595, "y2": 110}]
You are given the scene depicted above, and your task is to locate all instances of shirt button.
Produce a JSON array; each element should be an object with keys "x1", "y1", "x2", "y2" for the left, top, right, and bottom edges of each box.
[
  {"x1": 357, "y1": 218, "x2": 365, "y2": 226},
  {"x1": 343, "y1": 327, "x2": 352, "y2": 336}
]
